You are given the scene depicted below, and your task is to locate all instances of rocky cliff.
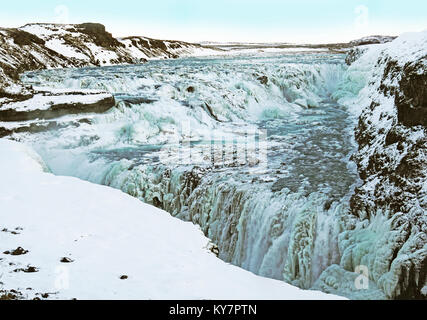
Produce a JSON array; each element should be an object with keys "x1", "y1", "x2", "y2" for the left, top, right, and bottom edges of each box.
[{"x1": 317, "y1": 31, "x2": 426, "y2": 299}]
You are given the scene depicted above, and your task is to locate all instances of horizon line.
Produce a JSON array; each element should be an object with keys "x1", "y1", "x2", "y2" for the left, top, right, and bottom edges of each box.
[{"x1": 4, "y1": 21, "x2": 406, "y2": 45}]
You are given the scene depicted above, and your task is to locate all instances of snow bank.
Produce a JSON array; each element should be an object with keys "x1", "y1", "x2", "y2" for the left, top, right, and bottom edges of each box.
[{"x1": 0, "y1": 139, "x2": 344, "y2": 300}]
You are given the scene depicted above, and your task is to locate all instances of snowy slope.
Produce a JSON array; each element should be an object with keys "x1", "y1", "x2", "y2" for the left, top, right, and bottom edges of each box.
[
  {"x1": 119, "y1": 36, "x2": 220, "y2": 60},
  {"x1": 0, "y1": 91, "x2": 112, "y2": 113},
  {"x1": 19, "y1": 23, "x2": 142, "y2": 66},
  {"x1": 20, "y1": 23, "x2": 217, "y2": 65},
  {"x1": 0, "y1": 139, "x2": 344, "y2": 300},
  {"x1": 0, "y1": 27, "x2": 74, "y2": 98}
]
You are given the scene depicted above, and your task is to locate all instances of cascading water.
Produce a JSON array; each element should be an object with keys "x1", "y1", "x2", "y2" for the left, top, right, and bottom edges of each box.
[{"x1": 19, "y1": 52, "x2": 362, "y2": 295}]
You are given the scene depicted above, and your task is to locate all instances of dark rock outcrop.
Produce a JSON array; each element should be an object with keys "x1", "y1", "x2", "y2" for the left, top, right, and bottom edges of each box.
[
  {"x1": 3, "y1": 247, "x2": 28, "y2": 255},
  {"x1": 76, "y1": 23, "x2": 124, "y2": 49},
  {"x1": 257, "y1": 75, "x2": 269, "y2": 85},
  {"x1": 395, "y1": 59, "x2": 427, "y2": 126},
  {"x1": 8, "y1": 29, "x2": 45, "y2": 46},
  {"x1": 345, "y1": 47, "x2": 368, "y2": 65},
  {"x1": 0, "y1": 94, "x2": 115, "y2": 122},
  {"x1": 60, "y1": 257, "x2": 74, "y2": 263}
]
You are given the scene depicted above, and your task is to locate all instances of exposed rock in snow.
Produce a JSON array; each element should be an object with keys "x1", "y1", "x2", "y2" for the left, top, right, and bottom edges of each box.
[
  {"x1": 119, "y1": 36, "x2": 220, "y2": 60},
  {"x1": 0, "y1": 139, "x2": 344, "y2": 300},
  {"x1": 319, "y1": 31, "x2": 427, "y2": 299},
  {"x1": 20, "y1": 23, "x2": 143, "y2": 66},
  {"x1": 0, "y1": 113, "x2": 95, "y2": 139},
  {"x1": 0, "y1": 25, "x2": 87, "y2": 116},
  {"x1": 345, "y1": 36, "x2": 397, "y2": 66},
  {"x1": 345, "y1": 47, "x2": 369, "y2": 66},
  {"x1": 0, "y1": 90, "x2": 114, "y2": 121},
  {"x1": 19, "y1": 23, "x2": 218, "y2": 66}
]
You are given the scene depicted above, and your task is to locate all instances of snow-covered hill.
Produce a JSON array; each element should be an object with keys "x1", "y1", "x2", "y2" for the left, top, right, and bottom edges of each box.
[
  {"x1": 349, "y1": 35, "x2": 397, "y2": 46},
  {"x1": 20, "y1": 23, "x2": 219, "y2": 65},
  {"x1": 0, "y1": 23, "x2": 218, "y2": 99},
  {"x1": 0, "y1": 23, "x2": 219, "y2": 136},
  {"x1": 0, "y1": 139, "x2": 343, "y2": 300}
]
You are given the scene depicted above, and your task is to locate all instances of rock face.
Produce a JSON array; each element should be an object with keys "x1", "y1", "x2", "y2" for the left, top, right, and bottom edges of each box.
[
  {"x1": 395, "y1": 61, "x2": 427, "y2": 127},
  {"x1": 0, "y1": 91, "x2": 115, "y2": 121},
  {"x1": 120, "y1": 36, "x2": 207, "y2": 60},
  {"x1": 345, "y1": 47, "x2": 369, "y2": 65},
  {"x1": 338, "y1": 32, "x2": 427, "y2": 299},
  {"x1": 0, "y1": 27, "x2": 75, "y2": 99},
  {"x1": 76, "y1": 23, "x2": 123, "y2": 49},
  {"x1": 0, "y1": 90, "x2": 114, "y2": 137}
]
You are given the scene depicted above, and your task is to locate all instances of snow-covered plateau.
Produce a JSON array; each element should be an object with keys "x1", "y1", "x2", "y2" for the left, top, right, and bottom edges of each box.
[{"x1": 0, "y1": 22, "x2": 425, "y2": 300}]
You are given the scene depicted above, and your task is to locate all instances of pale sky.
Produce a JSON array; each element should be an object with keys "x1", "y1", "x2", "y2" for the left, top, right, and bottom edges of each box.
[{"x1": 0, "y1": 0, "x2": 426, "y2": 43}]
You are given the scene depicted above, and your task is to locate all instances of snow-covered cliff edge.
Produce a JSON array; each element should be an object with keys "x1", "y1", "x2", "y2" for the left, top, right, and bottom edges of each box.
[
  {"x1": 316, "y1": 31, "x2": 427, "y2": 299},
  {"x1": 0, "y1": 139, "x2": 344, "y2": 300}
]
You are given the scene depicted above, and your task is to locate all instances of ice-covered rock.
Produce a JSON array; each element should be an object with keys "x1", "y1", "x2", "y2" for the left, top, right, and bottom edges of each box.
[{"x1": 322, "y1": 30, "x2": 427, "y2": 299}]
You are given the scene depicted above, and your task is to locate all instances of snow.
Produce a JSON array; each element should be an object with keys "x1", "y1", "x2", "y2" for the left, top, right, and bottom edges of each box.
[
  {"x1": 31, "y1": 87, "x2": 108, "y2": 95},
  {"x1": 45, "y1": 39, "x2": 88, "y2": 61},
  {"x1": 381, "y1": 30, "x2": 427, "y2": 64},
  {"x1": 86, "y1": 43, "x2": 120, "y2": 65},
  {"x1": 224, "y1": 47, "x2": 328, "y2": 55},
  {"x1": 119, "y1": 39, "x2": 150, "y2": 61},
  {"x1": 20, "y1": 24, "x2": 67, "y2": 38},
  {"x1": 17, "y1": 23, "x2": 219, "y2": 66},
  {"x1": 0, "y1": 139, "x2": 345, "y2": 300}
]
